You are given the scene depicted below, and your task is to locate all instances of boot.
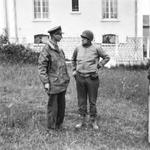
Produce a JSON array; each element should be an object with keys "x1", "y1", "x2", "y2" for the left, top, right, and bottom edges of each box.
[
  {"x1": 90, "y1": 118, "x2": 99, "y2": 130},
  {"x1": 56, "y1": 124, "x2": 66, "y2": 131},
  {"x1": 75, "y1": 115, "x2": 86, "y2": 129}
]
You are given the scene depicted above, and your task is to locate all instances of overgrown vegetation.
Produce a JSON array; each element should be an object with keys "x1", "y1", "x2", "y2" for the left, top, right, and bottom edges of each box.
[
  {"x1": 0, "y1": 44, "x2": 39, "y2": 65},
  {"x1": 0, "y1": 29, "x2": 9, "y2": 45},
  {"x1": 0, "y1": 42, "x2": 149, "y2": 149},
  {"x1": 0, "y1": 62, "x2": 149, "y2": 150}
]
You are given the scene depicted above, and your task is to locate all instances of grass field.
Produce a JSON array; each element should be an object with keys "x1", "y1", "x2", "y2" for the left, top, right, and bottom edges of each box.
[{"x1": 0, "y1": 64, "x2": 150, "y2": 150}]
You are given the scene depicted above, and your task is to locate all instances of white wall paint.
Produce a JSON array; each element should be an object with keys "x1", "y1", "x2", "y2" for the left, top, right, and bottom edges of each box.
[
  {"x1": 0, "y1": 0, "x2": 6, "y2": 34},
  {"x1": 7, "y1": 0, "x2": 16, "y2": 41},
  {"x1": 4, "y1": 0, "x2": 150, "y2": 43},
  {"x1": 138, "y1": 0, "x2": 150, "y2": 37}
]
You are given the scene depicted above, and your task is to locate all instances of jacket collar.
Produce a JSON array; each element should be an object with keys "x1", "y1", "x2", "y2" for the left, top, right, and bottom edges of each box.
[{"x1": 47, "y1": 40, "x2": 59, "y2": 52}]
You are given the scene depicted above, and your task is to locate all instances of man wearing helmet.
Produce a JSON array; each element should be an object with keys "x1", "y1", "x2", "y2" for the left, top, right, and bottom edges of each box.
[{"x1": 72, "y1": 30, "x2": 110, "y2": 130}]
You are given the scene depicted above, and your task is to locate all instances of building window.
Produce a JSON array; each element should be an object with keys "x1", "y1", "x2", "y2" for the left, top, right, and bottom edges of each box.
[
  {"x1": 102, "y1": 0, "x2": 118, "y2": 19},
  {"x1": 72, "y1": 0, "x2": 79, "y2": 11},
  {"x1": 34, "y1": 0, "x2": 49, "y2": 19},
  {"x1": 143, "y1": 15, "x2": 150, "y2": 37},
  {"x1": 34, "y1": 34, "x2": 49, "y2": 44},
  {"x1": 102, "y1": 34, "x2": 116, "y2": 44}
]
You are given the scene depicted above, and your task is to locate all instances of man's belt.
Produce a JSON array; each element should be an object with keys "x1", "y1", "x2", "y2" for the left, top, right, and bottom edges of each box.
[{"x1": 77, "y1": 71, "x2": 96, "y2": 78}]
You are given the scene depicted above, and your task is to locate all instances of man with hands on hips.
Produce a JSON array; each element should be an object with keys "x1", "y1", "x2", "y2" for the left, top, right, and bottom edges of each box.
[{"x1": 72, "y1": 30, "x2": 110, "y2": 130}]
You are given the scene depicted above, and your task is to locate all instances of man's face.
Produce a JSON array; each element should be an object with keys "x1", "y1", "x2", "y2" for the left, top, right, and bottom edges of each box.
[
  {"x1": 81, "y1": 37, "x2": 89, "y2": 46},
  {"x1": 53, "y1": 32, "x2": 63, "y2": 42}
]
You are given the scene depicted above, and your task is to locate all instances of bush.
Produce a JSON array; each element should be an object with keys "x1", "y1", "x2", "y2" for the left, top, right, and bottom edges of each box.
[
  {"x1": 0, "y1": 29, "x2": 9, "y2": 45},
  {"x1": 0, "y1": 44, "x2": 39, "y2": 65}
]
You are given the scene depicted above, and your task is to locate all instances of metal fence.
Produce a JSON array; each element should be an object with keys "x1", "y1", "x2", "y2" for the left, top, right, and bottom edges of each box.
[
  {"x1": 101, "y1": 37, "x2": 144, "y2": 66},
  {"x1": 59, "y1": 37, "x2": 145, "y2": 66},
  {"x1": 9, "y1": 36, "x2": 150, "y2": 66},
  {"x1": 143, "y1": 37, "x2": 150, "y2": 59}
]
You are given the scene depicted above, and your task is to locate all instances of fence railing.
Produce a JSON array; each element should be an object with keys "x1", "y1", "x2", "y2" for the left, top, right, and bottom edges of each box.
[
  {"x1": 143, "y1": 37, "x2": 150, "y2": 58},
  {"x1": 8, "y1": 36, "x2": 150, "y2": 66}
]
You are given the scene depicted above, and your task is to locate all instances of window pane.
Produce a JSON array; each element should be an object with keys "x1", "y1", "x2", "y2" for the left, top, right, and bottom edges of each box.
[
  {"x1": 110, "y1": 0, "x2": 117, "y2": 18},
  {"x1": 42, "y1": 0, "x2": 49, "y2": 18},
  {"x1": 102, "y1": 34, "x2": 116, "y2": 44},
  {"x1": 72, "y1": 0, "x2": 79, "y2": 11},
  {"x1": 43, "y1": 12, "x2": 48, "y2": 18},
  {"x1": 34, "y1": 0, "x2": 41, "y2": 18},
  {"x1": 102, "y1": 0, "x2": 117, "y2": 19},
  {"x1": 34, "y1": 0, "x2": 49, "y2": 19},
  {"x1": 114, "y1": 0, "x2": 118, "y2": 18},
  {"x1": 102, "y1": 0, "x2": 109, "y2": 18},
  {"x1": 34, "y1": 1, "x2": 36, "y2": 18},
  {"x1": 34, "y1": 34, "x2": 49, "y2": 44}
]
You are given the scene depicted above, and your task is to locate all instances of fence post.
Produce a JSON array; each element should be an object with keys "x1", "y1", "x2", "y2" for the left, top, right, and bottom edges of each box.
[
  {"x1": 148, "y1": 37, "x2": 150, "y2": 143},
  {"x1": 148, "y1": 79, "x2": 150, "y2": 143},
  {"x1": 115, "y1": 35, "x2": 119, "y2": 65}
]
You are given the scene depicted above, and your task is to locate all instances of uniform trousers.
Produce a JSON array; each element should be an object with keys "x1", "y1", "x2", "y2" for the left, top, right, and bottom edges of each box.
[
  {"x1": 76, "y1": 73, "x2": 99, "y2": 119},
  {"x1": 47, "y1": 91, "x2": 66, "y2": 129}
]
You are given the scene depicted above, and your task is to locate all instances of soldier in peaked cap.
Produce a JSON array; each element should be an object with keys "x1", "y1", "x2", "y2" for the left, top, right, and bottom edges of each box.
[
  {"x1": 48, "y1": 26, "x2": 63, "y2": 35},
  {"x1": 38, "y1": 26, "x2": 70, "y2": 130}
]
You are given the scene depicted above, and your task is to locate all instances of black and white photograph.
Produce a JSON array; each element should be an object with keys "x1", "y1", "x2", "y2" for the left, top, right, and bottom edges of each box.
[{"x1": 0, "y1": 0, "x2": 150, "y2": 149}]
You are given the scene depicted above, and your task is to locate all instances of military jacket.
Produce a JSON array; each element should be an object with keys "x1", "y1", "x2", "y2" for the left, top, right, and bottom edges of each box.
[{"x1": 38, "y1": 40, "x2": 70, "y2": 94}]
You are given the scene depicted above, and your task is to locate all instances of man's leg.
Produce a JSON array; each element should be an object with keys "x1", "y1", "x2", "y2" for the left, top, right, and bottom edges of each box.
[
  {"x1": 56, "y1": 91, "x2": 66, "y2": 128},
  {"x1": 87, "y1": 77, "x2": 99, "y2": 130},
  {"x1": 75, "y1": 74, "x2": 88, "y2": 128},
  {"x1": 47, "y1": 94, "x2": 58, "y2": 129}
]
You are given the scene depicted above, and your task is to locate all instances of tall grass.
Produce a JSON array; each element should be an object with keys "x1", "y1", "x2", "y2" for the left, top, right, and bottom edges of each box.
[{"x1": 0, "y1": 63, "x2": 149, "y2": 150}]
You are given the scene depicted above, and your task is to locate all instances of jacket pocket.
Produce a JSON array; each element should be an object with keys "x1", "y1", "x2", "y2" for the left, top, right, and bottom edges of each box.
[
  {"x1": 49, "y1": 74, "x2": 59, "y2": 83},
  {"x1": 52, "y1": 77, "x2": 58, "y2": 83}
]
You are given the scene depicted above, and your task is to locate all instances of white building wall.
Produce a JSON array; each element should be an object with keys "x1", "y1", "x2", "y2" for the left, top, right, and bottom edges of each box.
[
  {"x1": 48, "y1": 0, "x2": 136, "y2": 43},
  {"x1": 6, "y1": 0, "x2": 137, "y2": 43},
  {"x1": 7, "y1": 0, "x2": 16, "y2": 42},
  {"x1": 137, "y1": 0, "x2": 150, "y2": 37},
  {"x1": 0, "y1": 0, "x2": 6, "y2": 34}
]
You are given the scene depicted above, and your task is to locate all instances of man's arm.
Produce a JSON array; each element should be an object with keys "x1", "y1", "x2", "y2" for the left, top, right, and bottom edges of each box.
[
  {"x1": 71, "y1": 48, "x2": 78, "y2": 73},
  {"x1": 38, "y1": 45, "x2": 51, "y2": 90},
  {"x1": 148, "y1": 61, "x2": 150, "y2": 80},
  {"x1": 97, "y1": 47, "x2": 110, "y2": 68}
]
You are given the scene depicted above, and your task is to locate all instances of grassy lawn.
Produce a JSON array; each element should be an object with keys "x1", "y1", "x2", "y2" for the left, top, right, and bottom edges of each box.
[{"x1": 0, "y1": 64, "x2": 150, "y2": 150}]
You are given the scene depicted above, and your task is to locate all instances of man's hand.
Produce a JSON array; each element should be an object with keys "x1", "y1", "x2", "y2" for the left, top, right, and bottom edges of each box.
[
  {"x1": 72, "y1": 71, "x2": 77, "y2": 80},
  {"x1": 97, "y1": 63, "x2": 103, "y2": 69},
  {"x1": 44, "y1": 83, "x2": 50, "y2": 92},
  {"x1": 148, "y1": 74, "x2": 150, "y2": 80},
  {"x1": 73, "y1": 71, "x2": 77, "y2": 77}
]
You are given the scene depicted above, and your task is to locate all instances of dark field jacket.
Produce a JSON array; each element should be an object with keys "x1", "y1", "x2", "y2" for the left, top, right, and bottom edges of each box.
[{"x1": 38, "y1": 40, "x2": 70, "y2": 94}]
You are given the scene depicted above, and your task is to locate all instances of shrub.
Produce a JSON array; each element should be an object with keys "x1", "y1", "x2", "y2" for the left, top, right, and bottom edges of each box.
[
  {"x1": 0, "y1": 34, "x2": 8, "y2": 45},
  {"x1": 0, "y1": 44, "x2": 39, "y2": 65},
  {"x1": 0, "y1": 28, "x2": 9, "y2": 45}
]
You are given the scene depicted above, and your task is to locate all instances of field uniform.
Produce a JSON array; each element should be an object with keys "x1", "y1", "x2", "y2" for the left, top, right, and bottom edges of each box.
[
  {"x1": 72, "y1": 30, "x2": 110, "y2": 129},
  {"x1": 38, "y1": 26, "x2": 70, "y2": 129},
  {"x1": 72, "y1": 44, "x2": 110, "y2": 117}
]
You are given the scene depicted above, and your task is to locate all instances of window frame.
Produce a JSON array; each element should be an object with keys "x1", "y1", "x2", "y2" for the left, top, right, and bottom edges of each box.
[
  {"x1": 71, "y1": 0, "x2": 81, "y2": 14},
  {"x1": 34, "y1": 34, "x2": 49, "y2": 44},
  {"x1": 102, "y1": 0, "x2": 118, "y2": 21},
  {"x1": 102, "y1": 34, "x2": 117, "y2": 44},
  {"x1": 33, "y1": 0, "x2": 50, "y2": 21},
  {"x1": 72, "y1": 0, "x2": 79, "y2": 12}
]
